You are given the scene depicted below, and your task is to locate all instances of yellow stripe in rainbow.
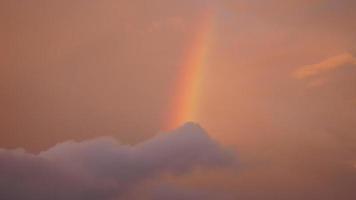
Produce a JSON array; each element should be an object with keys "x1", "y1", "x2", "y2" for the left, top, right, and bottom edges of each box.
[{"x1": 165, "y1": 9, "x2": 216, "y2": 130}]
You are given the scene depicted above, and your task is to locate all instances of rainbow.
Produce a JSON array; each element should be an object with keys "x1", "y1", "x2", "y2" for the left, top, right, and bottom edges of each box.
[{"x1": 165, "y1": 9, "x2": 216, "y2": 130}]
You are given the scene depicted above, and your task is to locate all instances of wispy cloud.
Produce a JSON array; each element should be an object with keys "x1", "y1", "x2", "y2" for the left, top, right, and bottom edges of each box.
[{"x1": 294, "y1": 53, "x2": 356, "y2": 79}]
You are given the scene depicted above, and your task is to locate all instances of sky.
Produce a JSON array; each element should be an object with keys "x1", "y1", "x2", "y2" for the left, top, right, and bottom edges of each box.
[{"x1": 1, "y1": 0, "x2": 356, "y2": 199}]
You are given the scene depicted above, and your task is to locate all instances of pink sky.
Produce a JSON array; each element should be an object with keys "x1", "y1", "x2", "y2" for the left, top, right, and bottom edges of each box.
[{"x1": 1, "y1": 0, "x2": 356, "y2": 199}]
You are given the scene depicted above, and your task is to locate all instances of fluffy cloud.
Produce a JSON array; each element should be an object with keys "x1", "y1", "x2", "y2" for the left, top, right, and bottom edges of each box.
[{"x1": 0, "y1": 123, "x2": 235, "y2": 200}]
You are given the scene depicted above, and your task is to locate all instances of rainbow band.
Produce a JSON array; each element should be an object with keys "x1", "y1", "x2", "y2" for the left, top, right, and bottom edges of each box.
[{"x1": 165, "y1": 9, "x2": 216, "y2": 130}]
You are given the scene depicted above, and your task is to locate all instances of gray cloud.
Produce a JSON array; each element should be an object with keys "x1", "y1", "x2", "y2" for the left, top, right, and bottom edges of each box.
[
  {"x1": 147, "y1": 183, "x2": 234, "y2": 200},
  {"x1": 0, "y1": 123, "x2": 235, "y2": 200}
]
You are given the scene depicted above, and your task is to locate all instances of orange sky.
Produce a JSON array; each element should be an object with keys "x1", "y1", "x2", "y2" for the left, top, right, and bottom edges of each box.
[
  {"x1": 165, "y1": 7, "x2": 216, "y2": 130},
  {"x1": 1, "y1": 0, "x2": 356, "y2": 199}
]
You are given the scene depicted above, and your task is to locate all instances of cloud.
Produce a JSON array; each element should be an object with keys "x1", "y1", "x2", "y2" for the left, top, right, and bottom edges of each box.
[
  {"x1": 147, "y1": 183, "x2": 234, "y2": 200},
  {"x1": 294, "y1": 52, "x2": 356, "y2": 79},
  {"x1": 0, "y1": 123, "x2": 235, "y2": 200}
]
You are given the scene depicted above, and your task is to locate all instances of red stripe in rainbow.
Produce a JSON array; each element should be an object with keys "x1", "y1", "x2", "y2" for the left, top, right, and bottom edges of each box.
[{"x1": 165, "y1": 9, "x2": 216, "y2": 130}]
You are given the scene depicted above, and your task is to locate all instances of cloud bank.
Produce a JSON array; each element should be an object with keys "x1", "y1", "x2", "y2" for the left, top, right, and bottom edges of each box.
[{"x1": 0, "y1": 123, "x2": 235, "y2": 200}]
